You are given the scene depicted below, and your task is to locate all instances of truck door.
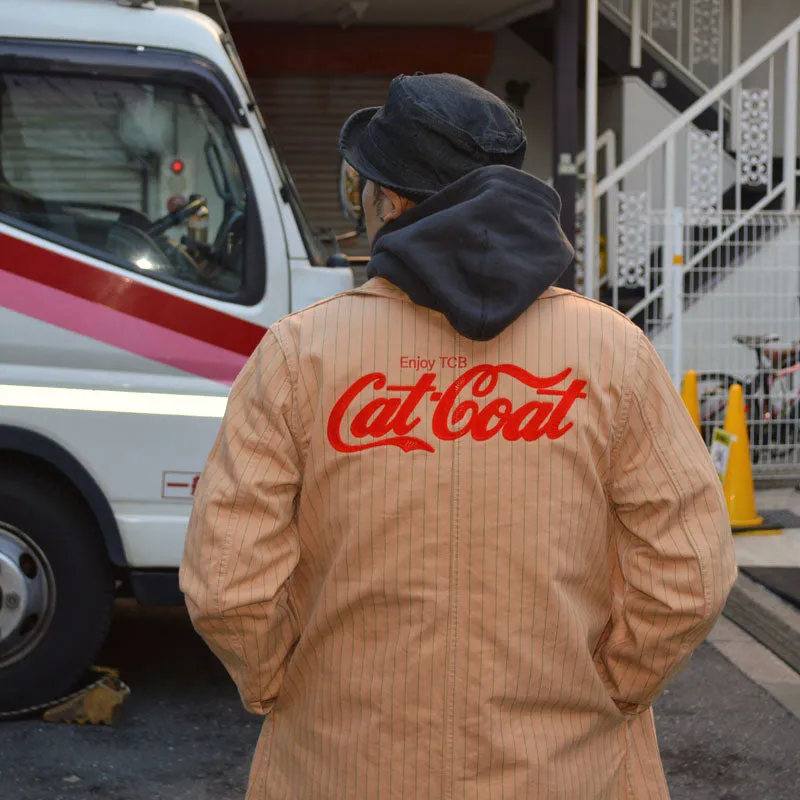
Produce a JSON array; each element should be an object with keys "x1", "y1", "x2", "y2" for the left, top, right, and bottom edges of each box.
[
  {"x1": 0, "y1": 36, "x2": 295, "y2": 716},
  {"x1": 0, "y1": 40, "x2": 291, "y2": 385}
]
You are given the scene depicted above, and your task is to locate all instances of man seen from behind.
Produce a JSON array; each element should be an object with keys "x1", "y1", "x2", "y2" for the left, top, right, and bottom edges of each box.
[{"x1": 181, "y1": 73, "x2": 737, "y2": 799}]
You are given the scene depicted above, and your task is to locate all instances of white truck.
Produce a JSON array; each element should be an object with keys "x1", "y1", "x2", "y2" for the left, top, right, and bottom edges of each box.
[{"x1": 0, "y1": 0, "x2": 358, "y2": 711}]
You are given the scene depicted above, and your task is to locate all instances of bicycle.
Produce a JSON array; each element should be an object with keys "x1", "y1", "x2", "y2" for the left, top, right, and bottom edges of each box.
[{"x1": 697, "y1": 335, "x2": 800, "y2": 464}]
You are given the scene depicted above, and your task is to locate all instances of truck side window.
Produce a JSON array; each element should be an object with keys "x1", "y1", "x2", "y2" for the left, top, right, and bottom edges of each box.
[{"x1": 0, "y1": 74, "x2": 250, "y2": 298}]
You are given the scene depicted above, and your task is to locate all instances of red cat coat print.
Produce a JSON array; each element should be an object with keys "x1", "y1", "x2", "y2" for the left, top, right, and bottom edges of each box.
[{"x1": 327, "y1": 364, "x2": 588, "y2": 454}]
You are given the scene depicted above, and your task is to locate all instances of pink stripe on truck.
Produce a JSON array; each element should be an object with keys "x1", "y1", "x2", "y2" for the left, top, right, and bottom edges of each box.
[{"x1": 0, "y1": 267, "x2": 248, "y2": 385}]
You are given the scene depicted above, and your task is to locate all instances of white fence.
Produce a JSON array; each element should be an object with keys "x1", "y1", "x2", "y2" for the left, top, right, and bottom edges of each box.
[
  {"x1": 580, "y1": 6, "x2": 800, "y2": 475},
  {"x1": 640, "y1": 210, "x2": 800, "y2": 476}
]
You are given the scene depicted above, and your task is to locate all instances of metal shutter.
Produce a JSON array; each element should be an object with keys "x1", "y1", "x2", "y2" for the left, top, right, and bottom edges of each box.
[
  {"x1": 0, "y1": 75, "x2": 144, "y2": 210},
  {"x1": 251, "y1": 75, "x2": 390, "y2": 262}
]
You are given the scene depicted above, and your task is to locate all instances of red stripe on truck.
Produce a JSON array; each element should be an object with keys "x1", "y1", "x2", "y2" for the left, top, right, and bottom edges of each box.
[{"x1": 0, "y1": 231, "x2": 266, "y2": 357}]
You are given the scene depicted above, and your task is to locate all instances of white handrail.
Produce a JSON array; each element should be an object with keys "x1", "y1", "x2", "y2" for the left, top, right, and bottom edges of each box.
[
  {"x1": 630, "y1": 0, "x2": 642, "y2": 69},
  {"x1": 784, "y1": 34, "x2": 799, "y2": 210},
  {"x1": 597, "y1": 14, "x2": 800, "y2": 199},
  {"x1": 585, "y1": 0, "x2": 600, "y2": 300},
  {"x1": 575, "y1": 129, "x2": 619, "y2": 303},
  {"x1": 602, "y1": 1, "x2": 714, "y2": 102},
  {"x1": 574, "y1": 128, "x2": 617, "y2": 172},
  {"x1": 549, "y1": 130, "x2": 616, "y2": 183},
  {"x1": 731, "y1": 0, "x2": 742, "y2": 143}
]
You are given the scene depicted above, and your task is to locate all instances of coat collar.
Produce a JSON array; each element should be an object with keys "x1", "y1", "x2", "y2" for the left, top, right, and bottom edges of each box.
[{"x1": 352, "y1": 276, "x2": 566, "y2": 305}]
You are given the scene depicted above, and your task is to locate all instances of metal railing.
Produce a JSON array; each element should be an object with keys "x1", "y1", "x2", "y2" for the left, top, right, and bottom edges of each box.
[
  {"x1": 583, "y1": 13, "x2": 800, "y2": 326},
  {"x1": 647, "y1": 210, "x2": 800, "y2": 478},
  {"x1": 602, "y1": 0, "x2": 737, "y2": 97},
  {"x1": 574, "y1": 129, "x2": 619, "y2": 303}
]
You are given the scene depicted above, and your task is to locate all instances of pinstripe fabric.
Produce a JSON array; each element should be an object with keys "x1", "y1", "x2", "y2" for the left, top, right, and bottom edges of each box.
[{"x1": 180, "y1": 278, "x2": 737, "y2": 799}]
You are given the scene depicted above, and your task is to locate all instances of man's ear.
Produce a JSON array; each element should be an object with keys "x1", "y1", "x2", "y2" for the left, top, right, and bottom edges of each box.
[{"x1": 380, "y1": 187, "x2": 416, "y2": 223}]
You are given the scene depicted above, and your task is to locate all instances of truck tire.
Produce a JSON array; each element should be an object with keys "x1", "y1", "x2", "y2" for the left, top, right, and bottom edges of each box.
[{"x1": 0, "y1": 465, "x2": 115, "y2": 712}]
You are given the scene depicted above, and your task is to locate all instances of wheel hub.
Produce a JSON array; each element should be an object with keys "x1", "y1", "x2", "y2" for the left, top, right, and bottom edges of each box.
[{"x1": 0, "y1": 523, "x2": 55, "y2": 667}]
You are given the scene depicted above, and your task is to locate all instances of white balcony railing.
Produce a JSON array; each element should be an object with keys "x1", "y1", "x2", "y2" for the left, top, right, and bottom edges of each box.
[
  {"x1": 602, "y1": 0, "x2": 737, "y2": 96},
  {"x1": 582, "y1": 12, "x2": 800, "y2": 383}
]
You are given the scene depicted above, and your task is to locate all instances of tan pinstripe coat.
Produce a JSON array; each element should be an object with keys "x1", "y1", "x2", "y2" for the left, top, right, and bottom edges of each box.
[{"x1": 180, "y1": 278, "x2": 737, "y2": 799}]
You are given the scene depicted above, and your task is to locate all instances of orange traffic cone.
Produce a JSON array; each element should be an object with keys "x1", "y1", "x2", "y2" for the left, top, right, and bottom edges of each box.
[
  {"x1": 722, "y1": 384, "x2": 767, "y2": 532},
  {"x1": 681, "y1": 370, "x2": 701, "y2": 432}
]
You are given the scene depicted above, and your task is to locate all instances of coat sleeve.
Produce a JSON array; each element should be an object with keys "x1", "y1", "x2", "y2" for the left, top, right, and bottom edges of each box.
[
  {"x1": 179, "y1": 329, "x2": 303, "y2": 715},
  {"x1": 596, "y1": 332, "x2": 737, "y2": 715}
]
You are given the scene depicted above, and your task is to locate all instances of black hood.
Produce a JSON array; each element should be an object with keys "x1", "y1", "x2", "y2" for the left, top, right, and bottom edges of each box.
[{"x1": 367, "y1": 165, "x2": 574, "y2": 341}]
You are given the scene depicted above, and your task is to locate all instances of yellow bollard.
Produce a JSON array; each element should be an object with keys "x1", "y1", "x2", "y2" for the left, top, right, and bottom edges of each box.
[
  {"x1": 681, "y1": 370, "x2": 701, "y2": 433},
  {"x1": 722, "y1": 384, "x2": 764, "y2": 530}
]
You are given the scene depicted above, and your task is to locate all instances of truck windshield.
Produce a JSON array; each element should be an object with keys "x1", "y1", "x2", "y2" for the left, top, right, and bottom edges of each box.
[{"x1": 0, "y1": 73, "x2": 253, "y2": 298}]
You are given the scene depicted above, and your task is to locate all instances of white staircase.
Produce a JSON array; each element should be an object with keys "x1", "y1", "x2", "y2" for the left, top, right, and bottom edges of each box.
[{"x1": 582, "y1": 11, "x2": 800, "y2": 385}]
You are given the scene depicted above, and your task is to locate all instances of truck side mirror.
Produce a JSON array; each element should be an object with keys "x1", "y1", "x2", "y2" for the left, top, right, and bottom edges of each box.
[{"x1": 338, "y1": 160, "x2": 364, "y2": 232}]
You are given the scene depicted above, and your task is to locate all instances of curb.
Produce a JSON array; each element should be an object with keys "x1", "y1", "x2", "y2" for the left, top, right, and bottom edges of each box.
[{"x1": 723, "y1": 572, "x2": 800, "y2": 674}]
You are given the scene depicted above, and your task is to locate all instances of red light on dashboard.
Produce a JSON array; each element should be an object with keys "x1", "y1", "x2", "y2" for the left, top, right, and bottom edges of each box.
[{"x1": 170, "y1": 158, "x2": 185, "y2": 175}]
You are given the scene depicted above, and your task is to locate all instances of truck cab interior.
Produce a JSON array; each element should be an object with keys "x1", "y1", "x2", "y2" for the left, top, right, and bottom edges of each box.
[{"x1": 0, "y1": 74, "x2": 250, "y2": 299}]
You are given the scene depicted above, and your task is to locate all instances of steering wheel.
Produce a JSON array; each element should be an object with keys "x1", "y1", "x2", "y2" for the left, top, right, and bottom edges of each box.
[{"x1": 147, "y1": 195, "x2": 208, "y2": 239}]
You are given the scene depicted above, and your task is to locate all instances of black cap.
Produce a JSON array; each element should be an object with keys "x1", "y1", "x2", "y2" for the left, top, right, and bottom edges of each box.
[{"x1": 339, "y1": 73, "x2": 527, "y2": 202}]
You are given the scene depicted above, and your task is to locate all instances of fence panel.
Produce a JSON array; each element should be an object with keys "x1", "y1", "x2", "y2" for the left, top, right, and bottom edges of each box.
[{"x1": 644, "y1": 210, "x2": 800, "y2": 477}]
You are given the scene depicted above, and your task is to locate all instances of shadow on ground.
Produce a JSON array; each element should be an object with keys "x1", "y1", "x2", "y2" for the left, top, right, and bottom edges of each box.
[
  {"x1": 0, "y1": 601, "x2": 260, "y2": 800},
  {"x1": 1, "y1": 601, "x2": 799, "y2": 799}
]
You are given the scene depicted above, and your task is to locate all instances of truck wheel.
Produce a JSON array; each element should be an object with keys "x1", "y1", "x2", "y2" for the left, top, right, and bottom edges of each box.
[{"x1": 0, "y1": 466, "x2": 114, "y2": 712}]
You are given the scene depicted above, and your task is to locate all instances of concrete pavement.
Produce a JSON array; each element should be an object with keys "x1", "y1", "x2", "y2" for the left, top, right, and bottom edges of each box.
[
  {"x1": 737, "y1": 488, "x2": 800, "y2": 572},
  {"x1": 657, "y1": 636, "x2": 800, "y2": 800},
  {"x1": 1, "y1": 599, "x2": 799, "y2": 799}
]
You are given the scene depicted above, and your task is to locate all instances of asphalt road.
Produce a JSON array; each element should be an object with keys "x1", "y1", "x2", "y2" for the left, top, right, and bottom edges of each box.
[{"x1": 1, "y1": 601, "x2": 799, "y2": 799}]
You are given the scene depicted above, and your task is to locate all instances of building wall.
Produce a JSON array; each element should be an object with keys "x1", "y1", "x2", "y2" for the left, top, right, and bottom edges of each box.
[
  {"x1": 741, "y1": 0, "x2": 800, "y2": 61},
  {"x1": 232, "y1": 24, "x2": 495, "y2": 78},
  {"x1": 484, "y1": 28, "x2": 554, "y2": 181}
]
